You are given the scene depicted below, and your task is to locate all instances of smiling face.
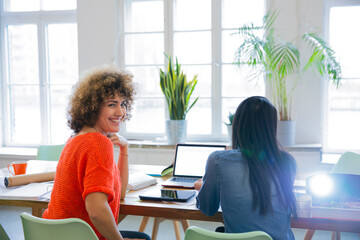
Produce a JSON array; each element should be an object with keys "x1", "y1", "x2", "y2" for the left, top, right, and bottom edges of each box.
[{"x1": 94, "y1": 95, "x2": 128, "y2": 135}]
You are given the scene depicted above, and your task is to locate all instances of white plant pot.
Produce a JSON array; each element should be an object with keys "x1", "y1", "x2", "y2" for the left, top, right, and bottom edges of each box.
[
  {"x1": 166, "y1": 120, "x2": 187, "y2": 145},
  {"x1": 277, "y1": 120, "x2": 296, "y2": 146},
  {"x1": 226, "y1": 125, "x2": 232, "y2": 144}
]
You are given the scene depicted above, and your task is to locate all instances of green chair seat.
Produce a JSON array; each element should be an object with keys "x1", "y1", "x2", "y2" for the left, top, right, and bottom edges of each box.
[
  {"x1": 184, "y1": 226, "x2": 273, "y2": 240},
  {"x1": 20, "y1": 212, "x2": 98, "y2": 240}
]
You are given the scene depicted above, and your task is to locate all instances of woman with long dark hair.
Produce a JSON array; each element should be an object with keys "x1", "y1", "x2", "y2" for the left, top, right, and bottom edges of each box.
[{"x1": 195, "y1": 96, "x2": 297, "y2": 240}]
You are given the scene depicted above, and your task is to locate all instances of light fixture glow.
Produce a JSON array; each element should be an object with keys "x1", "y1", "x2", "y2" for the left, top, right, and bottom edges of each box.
[{"x1": 308, "y1": 174, "x2": 333, "y2": 197}]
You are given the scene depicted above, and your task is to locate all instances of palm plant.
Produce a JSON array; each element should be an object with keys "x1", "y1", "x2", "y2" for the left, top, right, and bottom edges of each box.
[
  {"x1": 234, "y1": 11, "x2": 342, "y2": 120},
  {"x1": 160, "y1": 56, "x2": 199, "y2": 120}
]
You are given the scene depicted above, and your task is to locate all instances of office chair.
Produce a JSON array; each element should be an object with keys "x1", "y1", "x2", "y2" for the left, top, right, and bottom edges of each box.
[
  {"x1": 20, "y1": 212, "x2": 98, "y2": 240},
  {"x1": 184, "y1": 226, "x2": 273, "y2": 240},
  {"x1": 36, "y1": 144, "x2": 65, "y2": 161},
  {"x1": 304, "y1": 151, "x2": 360, "y2": 240},
  {"x1": 0, "y1": 223, "x2": 10, "y2": 240}
]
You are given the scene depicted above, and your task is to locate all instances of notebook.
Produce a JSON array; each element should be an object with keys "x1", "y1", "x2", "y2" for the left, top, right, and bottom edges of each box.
[
  {"x1": 161, "y1": 144, "x2": 226, "y2": 188},
  {"x1": 139, "y1": 189, "x2": 196, "y2": 202}
]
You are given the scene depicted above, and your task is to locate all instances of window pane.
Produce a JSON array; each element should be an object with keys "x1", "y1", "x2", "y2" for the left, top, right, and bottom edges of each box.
[
  {"x1": 124, "y1": 0, "x2": 163, "y2": 32},
  {"x1": 222, "y1": 30, "x2": 244, "y2": 63},
  {"x1": 222, "y1": 0, "x2": 265, "y2": 29},
  {"x1": 327, "y1": 80, "x2": 360, "y2": 149},
  {"x1": 126, "y1": 98, "x2": 165, "y2": 133},
  {"x1": 126, "y1": 66, "x2": 162, "y2": 97},
  {"x1": 329, "y1": 6, "x2": 360, "y2": 78},
  {"x1": 222, "y1": 64, "x2": 265, "y2": 97},
  {"x1": 125, "y1": 33, "x2": 164, "y2": 65},
  {"x1": 174, "y1": 31, "x2": 211, "y2": 64},
  {"x1": 174, "y1": 0, "x2": 211, "y2": 30},
  {"x1": 47, "y1": 23, "x2": 79, "y2": 84},
  {"x1": 181, "y1": 65, "x2": 211, "y2": 97},
  {"x1": 42, "y1": 0, "x2": 76, "y2": 10},
  {"x1": 10, "y1": 86, "x2": 41, "y2": 144},
  {"x1": 7, "y1": 25, "x2": 39, "y2": 84},
  {"x1": 186, "y1": 98, "x2": 211, "y2": 135},
  {"x1": 49, "y1": 85, "x2": 73, "y2": 143},
  {"x1": 3, "y1": 0, "x2": 40, "y2": 12}
]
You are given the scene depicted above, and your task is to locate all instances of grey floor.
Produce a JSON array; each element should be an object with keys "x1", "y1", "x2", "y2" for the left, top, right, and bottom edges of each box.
[{"x1": 0, "y1": 205, "x2": 359, "y2": 240}]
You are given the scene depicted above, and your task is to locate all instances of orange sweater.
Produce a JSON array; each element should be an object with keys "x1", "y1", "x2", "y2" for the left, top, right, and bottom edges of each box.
[{"x1": 43, "y1": 133, "x2": 120, "y2": 240}]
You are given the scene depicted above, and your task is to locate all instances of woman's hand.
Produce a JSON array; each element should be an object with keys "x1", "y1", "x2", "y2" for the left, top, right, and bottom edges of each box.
[
  {"x1": 108, "y1": 133, "x2": 128, "y2": 148},
  {"x1": 194, "y1": 179, "x2": 203, "y2": 191}
]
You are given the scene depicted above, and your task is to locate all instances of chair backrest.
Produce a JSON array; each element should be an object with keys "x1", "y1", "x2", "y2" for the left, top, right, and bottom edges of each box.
[
  {"x1": 0, "y1": 223, "x2": 10, "y2": 240},
  {"x1": 20, "y1": 212, "x2": 98, "y2": 240},
  {"x1": 332, "y1": 152, "x2": 360, "y2": 175},
  {"x1": 184, "y1": 226, "x2": 273, "y2": 240},
  {"x1": 36, "y1": 144, "x2": 65, "y2": 161}
]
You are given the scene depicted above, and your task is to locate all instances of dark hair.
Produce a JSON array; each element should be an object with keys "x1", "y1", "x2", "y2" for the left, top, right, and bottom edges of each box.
[
  {"x1": 232, "y1": 96, "x2": 297, "y2": 216},
  {"x1": 67, "y1": 66, "x2": 136, "y2": 133}
]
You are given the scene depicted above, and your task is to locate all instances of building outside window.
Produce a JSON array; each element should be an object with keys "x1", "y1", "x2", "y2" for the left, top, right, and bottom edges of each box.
[
  {"x1": 119, "y1": 0, "x2": 265, "y2": 142},
  {"x1": 0, "y1": 0, "x2": 78, "y2": 146},
  {"x1": 324, "y1": 0, "x2": 360, "y2": 152}
]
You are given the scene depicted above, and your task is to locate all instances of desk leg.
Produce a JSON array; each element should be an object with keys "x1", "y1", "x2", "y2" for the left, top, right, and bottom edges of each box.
[
  {"x1": 32, "y1": 207, "x2": 43, "y2": 218},
  {"x1": 118, "y1": 214, "x2": 127, "y2": 223},
  {"x1": 331, "y1": 231, "x2": 341, "y2": 240},
  {"x1": 180, "y1": 220, "x2": 190, "y2": 231},
  {"x1": 172, "y1": 221, "x2": 181, "y2": 240},
  {"x1": 151, "y1": 217, "x2": 164, "y2": 240},
  {"x1": 304, "y1": 230, "x2": 315, "y2": 240},
  {"x1": 139, "y1": 217, "x2": 150, "y2": 232}
]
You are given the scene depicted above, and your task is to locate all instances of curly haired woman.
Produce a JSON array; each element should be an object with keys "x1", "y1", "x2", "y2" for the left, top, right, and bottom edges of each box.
[{"x1": 43, "y1": 66, "x2": 150, "y2": 240}]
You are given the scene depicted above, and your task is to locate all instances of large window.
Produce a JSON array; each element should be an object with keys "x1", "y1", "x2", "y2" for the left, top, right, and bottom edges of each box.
[
  {"x1": 324, "y1": 0, "x2": 360, "y2": 152},
  {"x1": 0, "y1": 0, "x2": 78, "y2": 146},
  {"x1": 119, "y1": 0, "x2": 265, "y2": 141}
]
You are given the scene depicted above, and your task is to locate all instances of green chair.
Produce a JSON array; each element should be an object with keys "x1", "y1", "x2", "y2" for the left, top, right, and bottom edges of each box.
[
  {"x1": 20, "y1": 212, "x2": 98, "y2": 240},
  {"x1": 36, "y1": 144, "x2": 65, "y2": 161},
  {"x1": 331, "y1": 151, "x2": 360, "y2": 175},
  {"x1": 0, "y1": 223, "x2": 10, "y2": 240},
  {"x1": 184, "y1": 226, "x2": 273, "y2": 240}
]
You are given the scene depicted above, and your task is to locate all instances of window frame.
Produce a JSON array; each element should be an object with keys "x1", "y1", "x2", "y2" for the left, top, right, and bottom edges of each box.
[
  {"x1": 0, "y1": 5, "x2": 77, "y2": 147},
  {"x1": 323, "y1": 0, "x2": 360, "y2": 153},
  {"x1": 118, "y1": 0, "x2": 265, "y2": 142}
]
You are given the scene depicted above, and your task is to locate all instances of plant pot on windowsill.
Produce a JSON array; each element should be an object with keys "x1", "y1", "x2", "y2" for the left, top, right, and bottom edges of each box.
[
  {"x1": 166, "y1": 120, "x2": 187, "y2": 145},
  {"x1": 277, "y1": 120, "x2": 296, "y2": 146},
  {"x1": 160, "y1": 55, "x2": 199, "y2": 145}
]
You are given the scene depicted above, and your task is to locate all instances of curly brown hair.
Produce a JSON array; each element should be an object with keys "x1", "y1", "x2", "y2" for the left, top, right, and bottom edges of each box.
[{"x1": 68, "y1": 66, "x2": 136, "y2": 133}]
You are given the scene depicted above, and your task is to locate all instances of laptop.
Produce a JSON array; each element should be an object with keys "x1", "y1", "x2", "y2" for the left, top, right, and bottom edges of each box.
[
  {"x1": 139, "y1": 189, "x2": 196, "y2": 202},
  {"x1": 161, "y1": 144, "x2": 226, "y2": 188}
]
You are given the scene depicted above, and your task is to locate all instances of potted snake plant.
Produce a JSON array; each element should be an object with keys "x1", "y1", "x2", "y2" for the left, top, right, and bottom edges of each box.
[{"x1": 160, "y1": 55, "x2": 199, "y2": 144}]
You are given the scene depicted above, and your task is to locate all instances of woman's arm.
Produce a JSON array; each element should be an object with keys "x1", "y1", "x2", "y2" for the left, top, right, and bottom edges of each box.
[
  {"x1": 196, "y1": 153, "x2": 221, "y2": 216},
  {"x1": 108, "y1": 133, "x2": 129, "y2": 199},
  {"x1": 85, "y1": 192, "x2": 123, "y2": 240}
]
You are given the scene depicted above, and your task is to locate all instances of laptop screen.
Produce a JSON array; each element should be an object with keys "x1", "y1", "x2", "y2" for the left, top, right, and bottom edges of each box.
[{"x1": 173, "y1": 144, "x2": 226, "y2": 177}]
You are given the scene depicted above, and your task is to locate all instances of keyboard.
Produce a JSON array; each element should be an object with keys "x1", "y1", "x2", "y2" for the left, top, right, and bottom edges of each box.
[{"x1": 171, "y1": 177, "x2": 198, "y2": 183}]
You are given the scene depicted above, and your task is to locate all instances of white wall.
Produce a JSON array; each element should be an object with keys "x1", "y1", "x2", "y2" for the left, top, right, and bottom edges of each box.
[
  {"x1": 77, "y1": 0, "x2": 118, "y2": 72},
  {"x1": 77, "y1": 0, "x2": 327, "y2": 145}
]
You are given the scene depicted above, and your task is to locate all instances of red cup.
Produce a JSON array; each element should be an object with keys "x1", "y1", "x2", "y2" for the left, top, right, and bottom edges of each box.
[{"x1": 7, "y1": 162, "x2": 28, "y2": 175}]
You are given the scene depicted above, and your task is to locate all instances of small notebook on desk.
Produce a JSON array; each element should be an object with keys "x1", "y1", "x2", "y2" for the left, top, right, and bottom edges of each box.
[{"x1": 127, "y1": 172, "x2": 157, "y2": 191}]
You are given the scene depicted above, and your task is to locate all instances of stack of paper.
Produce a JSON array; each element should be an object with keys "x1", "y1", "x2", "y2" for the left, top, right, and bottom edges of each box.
[
  {"x1": 0, "y1": 181, "x2": 53, "y2": 200},
  {"x1": 127, "y1": 172, "x2": 157, "y2": 191}
]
